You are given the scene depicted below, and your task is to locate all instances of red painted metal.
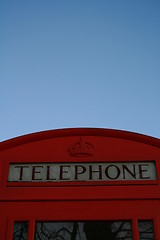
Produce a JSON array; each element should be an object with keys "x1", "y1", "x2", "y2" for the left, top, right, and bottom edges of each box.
[{"x1": 0, "y1": 128, "x2": 160, "y2": 240}]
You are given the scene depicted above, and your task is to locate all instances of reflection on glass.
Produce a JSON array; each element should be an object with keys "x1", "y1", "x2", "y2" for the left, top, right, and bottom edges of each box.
[
  {"x1": 34, "y1": 221, "x2": 132, "y2": 240},
  {"x1": 138, "y1": 220, "x2": 155, "y2": 240},
  {"x1": 13, "y1": 222, "x2": 28, "y2": 240}
]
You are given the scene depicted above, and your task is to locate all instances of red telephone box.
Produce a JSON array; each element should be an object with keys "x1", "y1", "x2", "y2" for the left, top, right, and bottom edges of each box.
[{"x1": 0, "y1": 128, "x2": 160, "y2": 240}]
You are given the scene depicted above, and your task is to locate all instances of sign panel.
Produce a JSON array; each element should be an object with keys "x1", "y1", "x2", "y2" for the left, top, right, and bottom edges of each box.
[{"x1": 8, "y1": 161, "x2": 157, "y2": 182}]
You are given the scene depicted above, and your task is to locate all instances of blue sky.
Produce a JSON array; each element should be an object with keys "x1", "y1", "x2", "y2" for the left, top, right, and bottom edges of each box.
[{"x1": 0, "y1": 0, "x2": 160, "y2": 141}]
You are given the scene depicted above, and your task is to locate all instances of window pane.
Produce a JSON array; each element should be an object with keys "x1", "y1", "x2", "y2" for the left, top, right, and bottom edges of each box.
[
  {"x1": 138, "y1": 220, "x2": 155, "y2": 240},
  {"x1": 34, "y1": 221, "x2": 132, "y2": 240},
  {"x1": 13, "y1": 222, "x2": 28, "y2": 240}
]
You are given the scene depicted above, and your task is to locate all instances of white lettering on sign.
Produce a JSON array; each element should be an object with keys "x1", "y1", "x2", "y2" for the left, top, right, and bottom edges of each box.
[{"x1": 8, "y1": 162, "x2": 157, "y2": 182}]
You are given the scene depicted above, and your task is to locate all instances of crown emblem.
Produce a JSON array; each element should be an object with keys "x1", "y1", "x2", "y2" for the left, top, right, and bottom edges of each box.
[{"x1": 68, "y1": 138, "x2": 95, "y2": 157}]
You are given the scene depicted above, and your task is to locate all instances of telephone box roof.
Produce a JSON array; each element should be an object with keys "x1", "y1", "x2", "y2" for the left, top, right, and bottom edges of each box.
[{"x1": 0, "y1": 128, "x2": 160, "y2": 151}]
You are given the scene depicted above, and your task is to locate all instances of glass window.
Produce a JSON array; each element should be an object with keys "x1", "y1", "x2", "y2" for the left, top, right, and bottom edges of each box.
[
  {"x1": 138, "y1": 220, "x2": 155, "y2": 240},
  {"x1": 13, "y1": 222, "x2": 28, "y2": 240},
  {"x1": 34, "y1": 221, "x2": 132, "y2": 240}
]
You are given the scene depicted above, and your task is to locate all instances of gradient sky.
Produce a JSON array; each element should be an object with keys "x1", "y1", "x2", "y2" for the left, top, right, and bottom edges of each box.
[{"x1": 0, "y1": 0, "x2": 160, "y2": 141}]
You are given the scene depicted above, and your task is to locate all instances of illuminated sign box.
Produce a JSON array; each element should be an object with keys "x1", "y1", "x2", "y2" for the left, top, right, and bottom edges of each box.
[{"x1": 8, "y1": 161, "x2": 157, "y2": 182}]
